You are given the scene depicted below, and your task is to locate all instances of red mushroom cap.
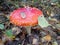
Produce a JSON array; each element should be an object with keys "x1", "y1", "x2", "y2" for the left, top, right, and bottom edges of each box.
[{"x1": 10, "y1": 7, "x2": 43, "y2": 26}]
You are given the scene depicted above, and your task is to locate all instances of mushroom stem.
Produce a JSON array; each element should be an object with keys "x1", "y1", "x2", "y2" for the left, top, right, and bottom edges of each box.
[{"x1": 26, "y1": 26, "x2": 31, "y2": 35}]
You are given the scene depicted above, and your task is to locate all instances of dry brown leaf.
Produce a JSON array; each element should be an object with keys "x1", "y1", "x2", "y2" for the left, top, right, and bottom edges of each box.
[{"x1": 43, "y1": 35, "x2": 51, "y2": 42}]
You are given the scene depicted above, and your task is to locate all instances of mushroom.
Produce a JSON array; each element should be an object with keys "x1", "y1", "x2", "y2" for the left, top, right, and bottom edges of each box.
[{"x1": 10, "y1": 6, "x2": 43, "y2": 35}]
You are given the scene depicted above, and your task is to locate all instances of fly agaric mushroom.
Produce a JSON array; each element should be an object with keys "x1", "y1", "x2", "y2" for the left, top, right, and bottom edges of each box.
[{"x1": 10, "y1": 7, "x2": 43, "y2": 35}]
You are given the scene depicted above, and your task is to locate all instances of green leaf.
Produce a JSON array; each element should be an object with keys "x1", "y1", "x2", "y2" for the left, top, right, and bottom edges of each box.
[
  {"x1": 38, "y1": 15, "x2": 50, "y2": 28},
  {"x1": 52, "y1": 41, "x2": 58, "y2": 45},
  {"x1": 51, "y1": 0, "x2": 57, "y2": 3},
  {"x1": 5, "y1": 29, "x2": 13, "y2": 38},
  {"x1": 55, "y1": 24, "x2": 60, "y2": 30},
  {"x1": 0, "y1": 24, "x2": 4, "y2": 30},
  {"x1": 33, "y1": 0, "x2": 37, "y2": 2}
]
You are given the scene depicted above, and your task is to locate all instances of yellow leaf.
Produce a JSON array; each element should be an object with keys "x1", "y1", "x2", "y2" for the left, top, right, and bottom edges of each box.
[{"x1": 43, "y1": 35, "x2": 51, "y2": 42}]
